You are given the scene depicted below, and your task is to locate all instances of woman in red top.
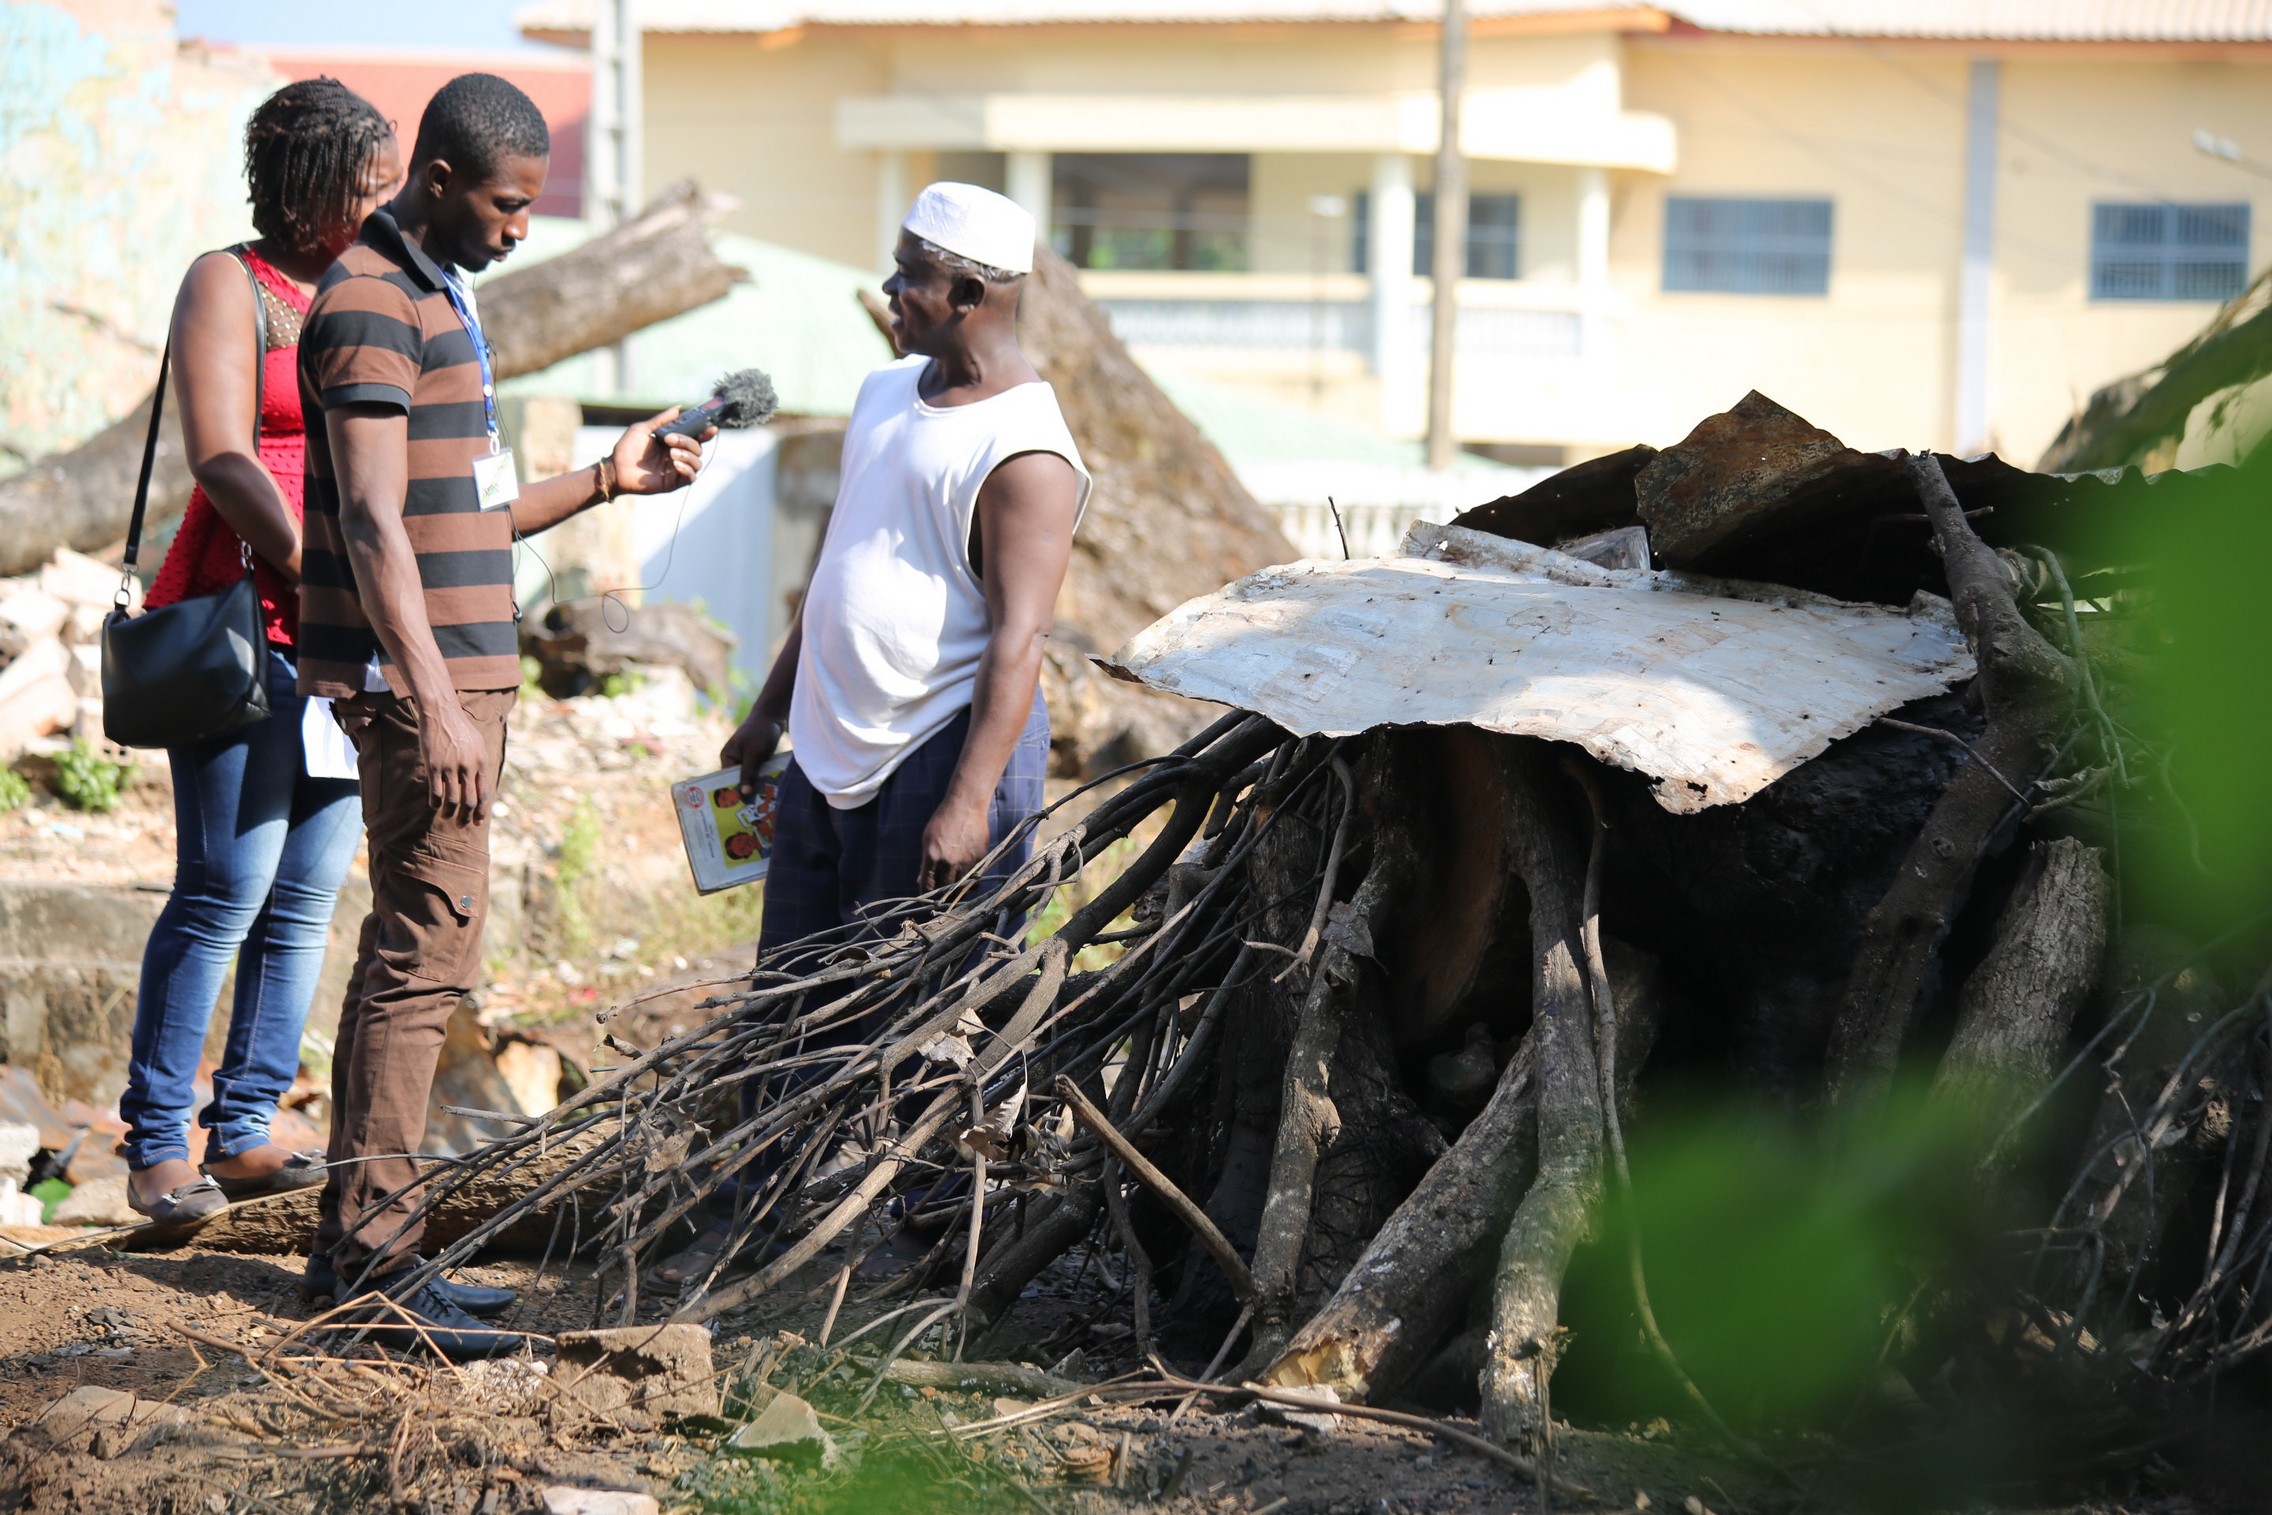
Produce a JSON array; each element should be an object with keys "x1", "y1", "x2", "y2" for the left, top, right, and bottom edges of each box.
[{"x1": 122, "y1": 80, "x2": 402, "y2": 1225}]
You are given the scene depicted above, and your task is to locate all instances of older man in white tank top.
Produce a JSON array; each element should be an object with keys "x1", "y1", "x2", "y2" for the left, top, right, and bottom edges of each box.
[{"x1": 657, "y1": 185, "x2": 1089, "y2": 1284}]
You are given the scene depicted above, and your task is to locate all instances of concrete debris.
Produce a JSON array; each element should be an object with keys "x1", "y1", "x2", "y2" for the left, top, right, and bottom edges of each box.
[
  {"x1": 1106, "y1": 521, "x2": 1973, "y2": 813},
  {"x1": 0, "y1": 635, "x2": 78, "y2": 763},
  {"x1": 555, "y1": 1324, "x2": 721, "y2": 1420},
  {"x1": 492, "y1": 1035, "x2": 567, "y2": 1118},
  {"x1": 0, "y1": 1182, "x2": 42, "y2": 1227},
  {"x1": 49, "y1": 1173, "x2": 138, "y2": 1227},
  {"x1": 33, "y1": 1385, "x2": 187, "y2": 1459},
  {"x1": 36, "y1": 549, "x2": 125, "y2": 611},
  {"x1": 725, "y1": 1391, "x2": 839, "y2": 1467},
  {"x1": 0, "y1": 1121, "x2": 37, "y2": 1184},
  {"x1": 1253, "y1": 1384, "x2": 1344, "y2": 1436},
  {"x1": 542, "y1": 1490, "x2": 661, "y2": 1515},
  {"x1": 455, "y1": 1355, "x2": 553, "y2": 1412},
  {"x1": 0, "y1": 583, "x2": 68, "y2": 661}
]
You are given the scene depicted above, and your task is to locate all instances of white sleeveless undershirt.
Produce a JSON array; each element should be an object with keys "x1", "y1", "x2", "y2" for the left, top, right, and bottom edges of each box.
[{"x1": 789, "y1": 356, "x2": 1092, "y2": 807}]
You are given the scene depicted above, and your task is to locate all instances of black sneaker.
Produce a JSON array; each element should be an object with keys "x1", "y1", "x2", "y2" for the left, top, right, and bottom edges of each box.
[
  {"x1": 302, "y1": 1254, "x2": 518, "y2": 1316},
  {"x1": 334, "y1": 1269, "x2": 525, "y2": 1361}
]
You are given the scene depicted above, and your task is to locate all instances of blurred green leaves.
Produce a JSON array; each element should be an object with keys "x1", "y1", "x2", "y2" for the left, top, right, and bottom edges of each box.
[
  {"x1": 2102, "y1": 454, "x2": 2272, "y2": 926},
  {"x1": 1583, "y1": 1084, "x2": 1996, "y2": 1428}
]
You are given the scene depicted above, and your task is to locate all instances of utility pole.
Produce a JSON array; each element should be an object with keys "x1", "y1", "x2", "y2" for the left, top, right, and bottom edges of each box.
[
  {"x1": 1425, "y1": 0, "x2": 1468, "y2": 471},
  {"x1": 586, "y1": 0, "x2": 643, "y2": 394}
]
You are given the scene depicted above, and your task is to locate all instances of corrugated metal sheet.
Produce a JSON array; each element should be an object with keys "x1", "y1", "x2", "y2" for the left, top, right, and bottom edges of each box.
[
  {"x1": 1103, "y1": 522, "x2": 1975, "y2": 814},
  {"x1": 519, "y1": 0, "x2": 1661, "y2": 34},
  {"x1": 519, "y1": 0, "x2": 2272, "y2": 37},
  {"x1": 1675, "y1": 0, "x2": 2272, "y2": 41}
]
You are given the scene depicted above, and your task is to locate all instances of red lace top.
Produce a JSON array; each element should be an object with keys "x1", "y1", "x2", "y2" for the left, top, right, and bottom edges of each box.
[{"x1": 146, "y1": 246, "x2": 309, "y2": 647}]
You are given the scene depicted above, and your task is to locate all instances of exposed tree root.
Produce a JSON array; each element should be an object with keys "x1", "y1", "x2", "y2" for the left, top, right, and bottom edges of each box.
[
  {"x1": 1825, "y1": 453, "x2": 2080, "y2": 1112},
  {"x1": 1477, "y1": 743, "x2": 1602, "y2": 1452}
]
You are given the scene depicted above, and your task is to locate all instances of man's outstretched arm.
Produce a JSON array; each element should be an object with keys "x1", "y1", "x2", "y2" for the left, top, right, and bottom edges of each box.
[
  {"x1": 507, "y1": 408, "x2": 710, "y2": 538},
  {"x1": 918, "y1": 450, "x2": 1081, "y2": 891}
]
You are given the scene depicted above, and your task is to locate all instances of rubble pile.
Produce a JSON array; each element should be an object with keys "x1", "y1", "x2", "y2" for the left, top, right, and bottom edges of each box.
[
  {"x1": 397, "y1": 389, "x2": 2255, "y2": 1491},
  {"x1": 0, "y1": 548, "x2": 134, "y2": 767}
]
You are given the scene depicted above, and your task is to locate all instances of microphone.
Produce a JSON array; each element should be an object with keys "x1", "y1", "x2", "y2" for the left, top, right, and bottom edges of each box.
[{"x1": 660, "y1": 368, "x2": 778, "y2": 442}]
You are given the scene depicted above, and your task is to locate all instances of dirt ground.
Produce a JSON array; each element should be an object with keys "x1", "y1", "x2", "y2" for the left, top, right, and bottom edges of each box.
[
  {"x1": 0, "y1": 1217, "x2": 2247, "y2": 1515},
  {"x1": 0, "y1": 775, "x2": 2245, "y2": 1515}
]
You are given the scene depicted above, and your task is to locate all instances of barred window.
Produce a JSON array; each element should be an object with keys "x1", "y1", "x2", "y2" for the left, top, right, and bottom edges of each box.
[
  {"x1": 1352, "y1": 192, "x2": 1522, "y2": 280},
  {"x1": 2090, "y1": 202, "x2": 2250, "y2": 301},
  {"x1": 1663, "y1": 196, "x2": 1833, "y2": 296}
]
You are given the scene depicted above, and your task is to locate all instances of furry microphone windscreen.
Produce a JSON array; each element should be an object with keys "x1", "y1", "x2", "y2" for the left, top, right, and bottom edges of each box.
[
  {"x1": 709, "y1": 369, "x2": 779, "y2": 428},
  {"x1": 662, "y1": 368, "x2": 780, "y2": 440}
]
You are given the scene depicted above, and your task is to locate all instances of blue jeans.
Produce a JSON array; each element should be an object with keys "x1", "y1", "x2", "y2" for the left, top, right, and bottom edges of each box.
[{"x1": 121, "y1": 647, "x2": 363, "y2": 1169}]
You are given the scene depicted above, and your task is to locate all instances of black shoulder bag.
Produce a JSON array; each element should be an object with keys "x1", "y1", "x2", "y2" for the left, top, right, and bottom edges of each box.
[{"x1": 102, "y1": 248, "x2": 276, "y2": 750}]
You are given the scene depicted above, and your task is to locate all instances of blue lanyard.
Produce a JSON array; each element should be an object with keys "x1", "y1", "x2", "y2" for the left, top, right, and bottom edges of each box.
[{"x1": 439, "y1": 270, "x2": 500, "y2": 450}]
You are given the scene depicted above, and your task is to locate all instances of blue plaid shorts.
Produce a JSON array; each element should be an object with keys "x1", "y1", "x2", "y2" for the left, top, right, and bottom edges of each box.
[{"x1": 756, "y1": 692, "x2": 1050, "y2": 964}]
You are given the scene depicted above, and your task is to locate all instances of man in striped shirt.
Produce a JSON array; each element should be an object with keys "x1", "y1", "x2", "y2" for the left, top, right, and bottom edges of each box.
[{"x1": 297, "y1": 73, "x2": 710, "y2": 1358}]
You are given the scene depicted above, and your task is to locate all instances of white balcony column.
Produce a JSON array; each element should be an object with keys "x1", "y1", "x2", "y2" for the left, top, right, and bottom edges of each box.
[
  {"x1": 1369, "y1": 152, "x2": 1419, "y2": 429},
  {"x1": 875, "y1": 148, "x2": 907, "y2": 272},
  {"x1": 1576, "y1": 166, "x2": 1610, "y2": 359},
  {"x1": 1006, "y1": 150, "x2": 1053, "y2": 247},
  {"x1": 1955, "y1": 58, "x2": 2000, "y2": 455}
]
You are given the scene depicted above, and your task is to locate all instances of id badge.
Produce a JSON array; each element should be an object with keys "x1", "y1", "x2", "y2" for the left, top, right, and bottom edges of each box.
[{"x1": 474, "y1": 447, "x2": 520, "y2": 511}]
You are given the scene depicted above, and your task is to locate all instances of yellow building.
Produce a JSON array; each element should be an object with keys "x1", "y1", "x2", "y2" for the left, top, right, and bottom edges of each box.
[{"x1": 521, "y1": 0, "x2": 2272, "y2": 465}]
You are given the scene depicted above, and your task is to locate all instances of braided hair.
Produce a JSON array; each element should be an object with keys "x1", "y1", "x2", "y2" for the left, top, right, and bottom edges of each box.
[{"x1": 243, "y1": 78, "x2": 395, "y2": 254}]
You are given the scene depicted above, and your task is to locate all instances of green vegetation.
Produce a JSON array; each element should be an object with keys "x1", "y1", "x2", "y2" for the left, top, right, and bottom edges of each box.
[
  {"x1": 597, "y1": 667, "x2": 648, "y2": 699},
  {"x1": 554, "y1": 798, "x2": 604, "y2": 955},
  {"x1": 688, "y1": 1447, "x2": 1027, "y2": 1515},
  {"x1": 0, "y1": 769, "x2": 29, "y2": 814},
  {"x1": 29, "y1": 1178, "x2": 70, "y2": 1223},
  {"x1": 51, "y1": 738, "x2": 132, "y2": 812}
]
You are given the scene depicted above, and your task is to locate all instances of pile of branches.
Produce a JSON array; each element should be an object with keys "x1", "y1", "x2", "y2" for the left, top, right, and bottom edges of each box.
[{"x1": 381, "y1": 411, "x2": 2266, "y2": 1477}]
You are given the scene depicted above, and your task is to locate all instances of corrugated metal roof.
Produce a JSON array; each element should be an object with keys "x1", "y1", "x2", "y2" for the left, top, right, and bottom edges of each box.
[
  {"x1": 518, "y1": 0, "x2": 2272, "y2": 38},
  {"x1": 1673, "y1": 1, "x2": 2272, "y2": 41},
  {"x1": 518, "y1": 0, "x2": 1663, "y2": 33}
]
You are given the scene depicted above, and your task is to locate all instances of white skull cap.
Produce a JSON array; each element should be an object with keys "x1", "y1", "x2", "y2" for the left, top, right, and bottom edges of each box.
[{"x1": 902, "y1": 182, "x2": 1036, "y2": 275}]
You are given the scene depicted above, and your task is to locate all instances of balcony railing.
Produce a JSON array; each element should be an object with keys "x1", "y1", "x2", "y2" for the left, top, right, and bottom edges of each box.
[{"x1": 1083, "y1": 273, "x2": 1590, "y2": 361}]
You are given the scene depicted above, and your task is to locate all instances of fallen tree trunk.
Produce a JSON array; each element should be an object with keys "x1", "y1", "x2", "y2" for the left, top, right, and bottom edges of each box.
[
  {"x1": 114, "y1": 1134, "x2": 603, "y2": 1257},
  {"x1": 476, "y1": 181, "x2": 741, "y2": 380},
  {"x1": 1823, "y1": 453, "x2": 2079, "y2": 1113},
  {"x1": 0, "y1": 182, "x2": 741, "y2": 576}
]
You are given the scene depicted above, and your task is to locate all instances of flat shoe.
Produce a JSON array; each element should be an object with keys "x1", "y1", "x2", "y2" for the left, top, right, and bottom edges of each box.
[
  {"x1": 126, "y1": 1174, "x2": 227, "y2": 1227},
  {"x1": 201, "y1": 1148, "x2": 326, "y2": 1201}
]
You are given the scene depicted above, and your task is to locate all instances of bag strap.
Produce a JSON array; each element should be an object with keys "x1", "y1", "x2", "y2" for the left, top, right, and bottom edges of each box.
[
  {"x1": 115, "y1": 342, "x2": 171, "y2": 605},
  {"x1": 117, "y1": 247, "x2": 275, "y2": 607},
  {"x1": 226, "y1": 244, "x2": 268, "y2": 452}
]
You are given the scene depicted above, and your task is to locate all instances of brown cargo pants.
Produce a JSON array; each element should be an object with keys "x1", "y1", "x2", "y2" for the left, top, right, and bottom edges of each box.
[{"x1": 314, "y1": 687, "x2": 515, "y2": 1276}]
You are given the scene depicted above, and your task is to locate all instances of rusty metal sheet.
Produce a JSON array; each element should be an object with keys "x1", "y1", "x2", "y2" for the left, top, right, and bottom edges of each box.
[{"x1": 1103, "y1": 523, "x2": 1975, "y2": 813}]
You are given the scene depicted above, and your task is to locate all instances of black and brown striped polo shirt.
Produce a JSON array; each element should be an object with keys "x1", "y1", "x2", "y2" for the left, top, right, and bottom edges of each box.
[{"x1": 295, "y1": 208, "x2": 519, "y2": 697}]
